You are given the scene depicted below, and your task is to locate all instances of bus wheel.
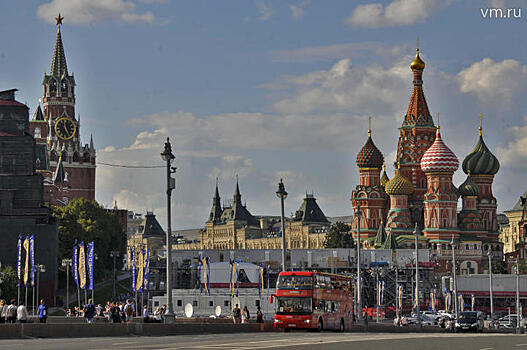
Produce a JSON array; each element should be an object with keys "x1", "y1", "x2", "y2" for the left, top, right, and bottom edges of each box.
[
  {"x1": 317, "y1": 318, "x2": 324, "y2": 332},
  {"x1": 339, "y1": 319, "x2": 345, "y2": 332}
]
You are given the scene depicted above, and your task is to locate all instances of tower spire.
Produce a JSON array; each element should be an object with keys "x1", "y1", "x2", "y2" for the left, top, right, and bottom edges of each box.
[
  {"x1": 234, "y1": 175, "x2": 241, "y2": 204},
  {"x1": 51, "y1": 13, "x2": 68, "y2": 76}
]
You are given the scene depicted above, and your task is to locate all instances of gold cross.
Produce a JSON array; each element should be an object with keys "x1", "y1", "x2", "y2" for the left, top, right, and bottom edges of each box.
[
  {"x1": 479, "y1": 113, "x2": 483, "y2": 135},
  {"x1": 436, "y1": 112, "x2": 440, "y2": 129},
  {"x1": 368, "y1": 116, "x2": 372, "y2": 137}
]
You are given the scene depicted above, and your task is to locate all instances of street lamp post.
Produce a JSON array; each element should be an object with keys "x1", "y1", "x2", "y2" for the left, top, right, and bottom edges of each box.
[
  {"x1": 516, "y1": 258, "x2": 521, "y2": 332},
  {"x1": 161, "y1": 137, "x2": 176, "y2": 322},
  {"x1": 276, "y1": 179, "x2": 288, "y2": 272},
  {"x1": 487, "y1": 250, "x2": 494, "y2": 328},
  {"x1": 414, "y1": 223, "x2": 420, "y2": 327},
  {"x1": 356, "y1": 204, "x2": 362, "y2": 321},
  {"x1": 451, "y1": 235, "x2": 458, "y2": 319},
  {"x1": 61, "y1": 259, "x2": 72, "y2": 314},
  {"x1": 109, "y1": 251, "x2": 120, "y2": 301}
]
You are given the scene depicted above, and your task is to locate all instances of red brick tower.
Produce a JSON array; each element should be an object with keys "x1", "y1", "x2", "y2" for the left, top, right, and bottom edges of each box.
[
  {"x1": 396, "y1": 48, "x2": 437, "y2": 227},
  {"x1": 29, "y1": 14, "x2": 96, "y2": 206},
  {"x1": 461, "y1": 118, "x2": 500, "y2": 240},
  {"x1": 351, "y1": 125, "x2": 387, "y2": 240}
]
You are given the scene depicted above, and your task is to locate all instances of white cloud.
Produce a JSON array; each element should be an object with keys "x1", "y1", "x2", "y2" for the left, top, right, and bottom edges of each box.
[
  {"x1": 346, "y1": 0, "x2": 446, "y2": 28},
  {"x1": 456, "y1": 58, "x2": 527, "y2": 104},
  {"x1": 209, "y1": 156, "x2": 254, "y2": 182},
  {"x1": 271, "y1": 42, "x2": 408, "y2": 63},
  {"x1": 272, "y1": 58, "x2": 410, "y2": 116},
  {"x1": 497, "y1": 115, "x2": 527, "y2": 168},
  {"x1": 289, "y1": 5, "x2": 305, "y2": 20},
  {"x1": 37, "y1": 0, "x2": 156, "y2": 25},
  {"x1": 255, "y1": 1, "x2": 274, "y2": 21}
]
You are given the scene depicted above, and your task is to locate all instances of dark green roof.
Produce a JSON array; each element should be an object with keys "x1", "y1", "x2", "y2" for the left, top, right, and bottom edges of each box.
[
  {"x1": 383, "y1": 231, "x2": 398, "y2": 249},
  {"x1": 462, "y1": 134, "x2": 500, "y2": 175},
  {"x1": 374, "y1": 224, "x2": 386, "y2": 246},
  {"x1": 138, "y1": 212, "x2": 165, "y2": 237},
  {"x1": 295, "y1": 194, "x2": 328, "y2": 223}
]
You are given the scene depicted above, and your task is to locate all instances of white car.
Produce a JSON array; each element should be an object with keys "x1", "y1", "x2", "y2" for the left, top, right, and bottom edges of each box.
[{"x1": 421, "y1": 311, "x2": 441, "y2": 321}]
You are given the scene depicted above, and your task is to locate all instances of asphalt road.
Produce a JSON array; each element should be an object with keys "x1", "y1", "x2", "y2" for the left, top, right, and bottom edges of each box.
[{"x1": 0, "y1": 332, "x2": 525, "y2": 350}]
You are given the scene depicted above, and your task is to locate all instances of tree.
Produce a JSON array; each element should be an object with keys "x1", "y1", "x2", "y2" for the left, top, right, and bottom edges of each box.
[
  {"x1": 52, "y1": 198, "x2": 126, "y2": 286},
  {"x1": 492, "y1": 260, "x2": 507, "y2": 274},
  {"x1": 0, "y1": 264, "x2": 18, "y2": 302},
  {"x1": 323, "y1": 222, "x2": 355, "y2": 248}
]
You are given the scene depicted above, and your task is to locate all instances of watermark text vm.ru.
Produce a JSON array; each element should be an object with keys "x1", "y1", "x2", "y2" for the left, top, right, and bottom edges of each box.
[{"x1": 480, "y1": 7, "x2": 522, "y2": 19}]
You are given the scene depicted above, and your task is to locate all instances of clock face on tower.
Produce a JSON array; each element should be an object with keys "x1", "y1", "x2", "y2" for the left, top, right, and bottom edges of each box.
[{"x1": 54, "y1": 117, "x2": 76, "y2": 140}]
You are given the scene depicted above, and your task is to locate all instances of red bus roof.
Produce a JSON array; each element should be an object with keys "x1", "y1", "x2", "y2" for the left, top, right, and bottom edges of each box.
[
  {"x1": 278, "y1": 271, "x2": 353, "y2": 281},
  {"x1": 278, "y1": 271, "x2": 313, "y2": 276}
]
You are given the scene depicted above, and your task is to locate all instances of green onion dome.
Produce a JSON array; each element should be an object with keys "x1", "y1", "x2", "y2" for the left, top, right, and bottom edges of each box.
[
  {"x1": 462, "y1": 129, "x2": 499, "y2": 175},
  {"x1": 458, "y1": 174, "x2": 480, "y2": 197},
  {"x1": 385, "y1": 168, "x2": 414, "y2": 196}
]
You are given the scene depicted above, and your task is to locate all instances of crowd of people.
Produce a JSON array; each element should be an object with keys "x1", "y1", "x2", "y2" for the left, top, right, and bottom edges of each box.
[
  {"x1": 67, "y1": 299, "x2": 168, "y2": 323},
  {"x1": 231, "y1": 304, "x2": 264, "y2": 324},
  {"x1": 0, "y1": 299, "x2": 48, "y2": 323}
]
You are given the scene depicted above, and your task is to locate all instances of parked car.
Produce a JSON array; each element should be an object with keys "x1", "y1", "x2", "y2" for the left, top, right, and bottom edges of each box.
[
  {"x1": 455, "y1": 311, "x2": 484, "y2": 333},
  {"x1": 407, "y1": 313, "x2": 437, "y2": 326},
  {"x1": 421, "y1": 311, "x2": 441, "y2": 321},
  {"x1": 497, "y1": 314, "x2": 526, "y2": 328}
]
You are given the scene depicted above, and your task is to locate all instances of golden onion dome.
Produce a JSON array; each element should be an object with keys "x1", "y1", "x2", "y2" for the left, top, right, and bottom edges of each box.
[
  {"x1": 385, "y1": 167, "x2": 414, "y2": 196},
  {"x1": 410, "y1": 48, "x2": 425, "y2": 71}
]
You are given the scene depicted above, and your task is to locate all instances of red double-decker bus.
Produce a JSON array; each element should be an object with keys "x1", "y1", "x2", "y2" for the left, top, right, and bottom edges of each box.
[{"x1": 271, "y1": 271, "x2": 353, "y2": 331}]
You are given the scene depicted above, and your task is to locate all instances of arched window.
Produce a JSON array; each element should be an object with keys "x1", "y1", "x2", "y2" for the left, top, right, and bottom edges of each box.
[
  {"x1": 50, "y1": 79, "x2": 57, "y2": 93},
  {"x1": 61, "y1": 80, "x2": 68, "y2": 92}
]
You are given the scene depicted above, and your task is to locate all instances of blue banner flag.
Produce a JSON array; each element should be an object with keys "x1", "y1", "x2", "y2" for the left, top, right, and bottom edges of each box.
[
  {"x1": 131, "y1": 247, "x2": 136, "y2": 292},
  {"x1": 78, "y1": 242, "x2": 86, "y2": 290},
  {"x1": 143, "y1": 249, "x2": 150, "y2": 291},
  {"x1": 73, "y1": 242, "x2": 79, "y2": 288},
  {"x1": 30, "y1": 235, "x2": 35, "y2": 287},
  {"x1": 87, "y1": 241, "x2": 94, "y2": 291},
  {"x1": 23, "y1": 236, "x2": 29, "y2": 286},
  {"x1": 16, "y1": 235, "x2": 22, "y2": 287}
]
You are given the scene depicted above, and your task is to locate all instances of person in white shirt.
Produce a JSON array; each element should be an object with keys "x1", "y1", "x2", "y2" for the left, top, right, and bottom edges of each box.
[
  {"x1": 17, "y1": 301, "x2": 28, "y2": 323},
  {"x1": 143, "y1": 305, "x2": 150, "y2": 323}
]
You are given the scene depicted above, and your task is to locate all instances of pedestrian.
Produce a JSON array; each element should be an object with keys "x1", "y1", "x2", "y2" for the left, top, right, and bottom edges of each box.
[
  {"x1": 232, "y1": 304, "x2": 241, "y2": 324},
  {"x1": 256, "y1": 306, "x2": 264, "y2": 323},
  {"x1": 153, "y1": 307, "x2": 162, "y2": 323},
  {"x1": 6, "y1": 299, "x2": 17, "y2": 323},
  {"x1": 83, "y1": 298, "x2": 96, "y2": 324},
  {"x1": 95, "y1": 304, "x2": 103, "y2": 318},
  {"x1": 143, "y1": 305, "x2": 150, "y2": 323},
  {"x1": 0, "y1": 299, "x2": 6, "y2": 324},
  {"x1": 110, "y1": 302, "x2": 121, "y2": 323},
  {"x1": 124, "y1": 299, "x2": 134, "y2": 323},
  {"x1": 242, "y1": 306, "x2": 250, "y2": 323},
  {"x1": 16, "y1": 301, "x2": 28, "y2": 323},
  {"x1": 38, "y1": 299, "x2": 48, "y2": 323},
  {"x1": 401, "y1": 315, "x2": 408, "y2": 326}
]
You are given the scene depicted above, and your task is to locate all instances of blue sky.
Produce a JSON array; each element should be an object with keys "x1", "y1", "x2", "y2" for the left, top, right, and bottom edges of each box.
[{"x1": 1, "y1": 0, "x2": 527, "y2": 229}]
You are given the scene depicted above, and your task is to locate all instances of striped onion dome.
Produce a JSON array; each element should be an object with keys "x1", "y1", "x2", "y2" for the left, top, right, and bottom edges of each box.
[
  {"x1": 356, "y1": 131, "x2": 384, "y2": 169},
  {"x1": 380, "y1": 164, "x2": 390, "y2": 186},
  {"x1": 385, "y1": 168, "x2": 414, "y2": 196},
  {"x1": 420, "y1": 127, "x2": 459, "y2": 173},
  {"x1": 462, "y1": 132, "x2": 500, "y2": 176},
  {"x1": 458, "y1": 174, "x2": 480, "y2": 197}
]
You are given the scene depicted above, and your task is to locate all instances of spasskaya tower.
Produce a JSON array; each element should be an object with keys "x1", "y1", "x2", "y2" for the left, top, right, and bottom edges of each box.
[{"x1": 29, "y1": 14, "x2": 96, "y2": 206}]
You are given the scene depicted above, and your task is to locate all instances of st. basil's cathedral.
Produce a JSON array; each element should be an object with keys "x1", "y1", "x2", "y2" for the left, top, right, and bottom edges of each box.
[{"x1": 351, "y1": 48, "x2": 503, "y2": 273}]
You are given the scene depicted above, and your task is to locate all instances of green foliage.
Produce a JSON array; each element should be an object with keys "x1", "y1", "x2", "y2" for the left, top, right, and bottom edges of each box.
[
  {"x1": 0, "y1": 264, "x2": 18, "y2": 302},
  {"x1": 323, "y1": 222, "x2": 354, "y2": 248},
  {"x1": 52, "y1": 198, "x2": 126, "y2": 285},
  {"x1": 492, "y1": 260, "x2": 507, "y2": 274}
]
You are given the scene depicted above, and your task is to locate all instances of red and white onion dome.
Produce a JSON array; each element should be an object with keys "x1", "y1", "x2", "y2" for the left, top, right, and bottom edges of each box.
[{"x1": 420, "y1": 127, "x2": 459, "y2": 173}]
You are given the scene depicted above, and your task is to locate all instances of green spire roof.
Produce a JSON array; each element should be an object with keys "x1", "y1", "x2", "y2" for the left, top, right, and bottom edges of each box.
[
  {"x1": 374, "y1": 222, "x2": 386, "y2": 247},
  {"x1": 383, "y1": 230, "x2": 398, "y2": 250},
  {"x1": 50, "y1": 22, "x2": 68, "y2": 76}
]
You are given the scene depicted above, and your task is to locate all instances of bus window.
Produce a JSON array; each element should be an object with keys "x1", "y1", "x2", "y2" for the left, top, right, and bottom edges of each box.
[
  {"x1": 276, "y1": 297, "x2": 312, "y2": 315},
  {"x1": 277, "y1": 275, "x2": 313, "y2": 290}
]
